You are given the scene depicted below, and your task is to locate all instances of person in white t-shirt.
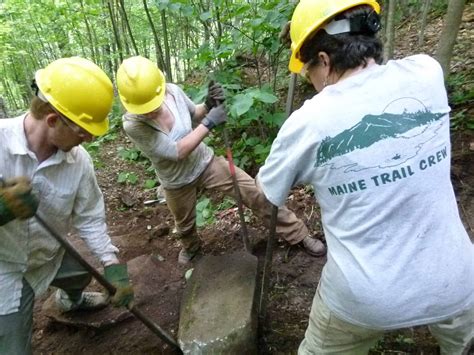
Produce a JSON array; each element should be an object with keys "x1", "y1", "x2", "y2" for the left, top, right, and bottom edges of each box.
[
  {"x1": 257, "y1": 1, "x2": 474, "y2": 354},
  {"x1": 0, "y1": 57, "x2": 134, "y2": 355},
  {"x1": 116, "y1": 56, "x2": 327, "y2": 265}
]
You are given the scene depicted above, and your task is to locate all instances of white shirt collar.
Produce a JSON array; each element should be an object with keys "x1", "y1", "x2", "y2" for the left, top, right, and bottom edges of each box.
[{"x1": 8, "y1": 113, "x2": 76, "y2": 164}]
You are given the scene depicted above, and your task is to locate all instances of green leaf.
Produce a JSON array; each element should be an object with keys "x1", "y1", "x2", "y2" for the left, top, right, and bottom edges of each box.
[
  {"x1": 231, "y1": 94, "x2": 254, "y2": 117},
  {"x1": 196, "y1": 197, "x2": 210, "y2": 211},
  {"x1": 253, "y1": 91, "x2": 278, "y2": 104},
  {"x1": 117, "y1": 172, "x2": 128, "y2": 184},
  {"x1": 155, "y1": 0, "x2": 170, "y2": 10},
  {"x1": 250, "y1": 18, "x2": 263, "y2": 27},
  {"x1": 202, "y1": 209, "x2": 211, "y2": 219},
  {"x1": 127, "y1": 173, "x2": 138, "y2": 185},
  {"x1": 200, "y1": 11, "x2": 212, "y2": 21},
  {"x1": 196, "y1": 214, "x2": 205, "y2": 227},
  {"x1": 263, "y1": 112, "x2": 286, "y2": 127},
  {"x1": 181, "y1": 5, "x2": 194, "y2": 17},
  {"x1": 245, "y1": 137, "x2": 260, "y2": 146},
  {"x1": 169, "y1": 3, "x2": 181, "y2": 12},
  {"x1": 144, "y1": 180, "x2": 156, "y2": 189}
]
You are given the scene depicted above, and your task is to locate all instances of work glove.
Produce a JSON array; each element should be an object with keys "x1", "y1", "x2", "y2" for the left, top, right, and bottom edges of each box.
[
  {"x1": 204, "y1": 81, "x2": 225, "y2": 110},
  {"x1": 279, "y1": 21, "x2": 291, "y2": 49},
  {"x1": 201, "y1": 104, "x2": 227, "y2": 131},
  {"x1": 0, "y1": 177, "x2": 39, "y2": 226},
  {"x1": 104, "y1": 263, "x2": 134, "y2": 308}
]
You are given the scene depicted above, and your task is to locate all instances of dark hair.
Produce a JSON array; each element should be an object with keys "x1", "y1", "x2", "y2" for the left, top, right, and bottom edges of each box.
[{"x1": 299, "y1": 5, "x2": 383, "y2": 75}]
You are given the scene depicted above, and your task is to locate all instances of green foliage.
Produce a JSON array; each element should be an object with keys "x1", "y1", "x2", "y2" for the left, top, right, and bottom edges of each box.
[
  {"x1": 83, "y1": 131, "x2": 117, "y2": 168},
  {"x1": 216, "y1": 196, "x2": 236, "y2": 211},
  {"x1": 371, "y1": 333, "x2": 416, "y2": 353},
  {"x1": 196, "y1": 195, "x2": 239, "y2": 227},
  {"x1": 447, "y1": 73, "x2": 474, "y2": 131},
  {"x1": 118, "y1": 147, "x2": 141, "y2": 161},
  {"x1": 117, "y1": 172, "x2": 138, "y2": 185},
  {"x1": 196, "y1": 196, "x2": 215, "y2": 227},
  {"x1": 219, "y1": 84, "x2": 284, "y2": 170},
  {"x1": 143, "y1": 179, "x2": 157, "y2": 189},
  {"x1": 451, "y1": 109, "x2": 474, "y2": 131},
  {"x1": 447, "y1": 73, "x2": 474, "y2": 106}
]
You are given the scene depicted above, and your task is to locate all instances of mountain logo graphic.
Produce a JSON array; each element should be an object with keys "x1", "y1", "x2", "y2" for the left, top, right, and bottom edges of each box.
[{"x1": 314, "y1": 98, "x2": 446, "y2": 170}]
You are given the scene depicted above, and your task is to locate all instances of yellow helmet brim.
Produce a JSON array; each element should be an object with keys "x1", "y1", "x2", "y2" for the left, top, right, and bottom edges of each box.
[{"x1": 119, "y1": 83, "x2": 165, "y2": 115}]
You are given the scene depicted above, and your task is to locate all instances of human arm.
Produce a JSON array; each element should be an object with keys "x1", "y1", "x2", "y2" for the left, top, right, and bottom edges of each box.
[
  {"x1": 176, "y1": 104, "x2": 228, "y2": 159},
  {"x1": 71, "y1": 154, "x2": 133, "y2": 307},
  {"x1": 193, "y1": 103, "x2": 208, "y2": 121},
  {"x1": 257, "y1": 111, "x2": 317, "y2": 206}
]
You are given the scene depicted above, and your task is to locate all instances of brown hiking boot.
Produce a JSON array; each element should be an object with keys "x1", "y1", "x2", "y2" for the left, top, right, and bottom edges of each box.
[{"x1": 302, "y1": 236, "x2": 326, "y2": 257}]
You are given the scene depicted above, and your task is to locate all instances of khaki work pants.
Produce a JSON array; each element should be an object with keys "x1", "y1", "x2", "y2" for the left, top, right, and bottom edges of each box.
[
  {"x1": 298, "y1": 287, "x2": 474, "y2": 355},
  {"x1": 164, "y1": 156, "x2": 309, "y2": 252}
]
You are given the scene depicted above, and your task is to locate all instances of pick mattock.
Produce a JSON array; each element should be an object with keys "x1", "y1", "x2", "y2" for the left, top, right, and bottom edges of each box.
[
  {"x1": 258, "y1": 72, "x2": 298, "y2": 323},
  {"x1": 222, "y1": 128, "x2": 252, "y2": 252},
  {"x1": 211, "y1": 80, "x2": 251, "y2": 252},
  {"x1": 34, "y1": 214, "x2": 183, "y2": 354}
]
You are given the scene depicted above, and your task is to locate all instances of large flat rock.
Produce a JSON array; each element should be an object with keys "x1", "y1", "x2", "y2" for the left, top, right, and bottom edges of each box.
[
  {"x1": 178, "y1": 251, "x2": 259, "y2": 354},
  {"x1": 42, "y1": 254, "x2": 174, "y2": 330}
]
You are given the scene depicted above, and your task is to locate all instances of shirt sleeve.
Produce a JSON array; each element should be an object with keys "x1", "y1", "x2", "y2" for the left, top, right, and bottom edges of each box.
[
  {"x1": 172, "y1": 84, "x2": 196, "y2": 118},
  {"x1": 123, "y1": 118, "x2": 180, "y2": 161},
  {"x1": 257, "y1": 110, "x2": 319, "y2": 206},
  {"x1": 71, "y1": 153, "x2": 118, "y2": 265}
]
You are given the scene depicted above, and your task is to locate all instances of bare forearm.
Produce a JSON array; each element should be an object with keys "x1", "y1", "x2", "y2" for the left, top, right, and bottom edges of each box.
[
  {"x1": 176, "y1": 124, "x2": 210, "y2": 159},
  {"x1": 193, "y1": 103, "x2": 208, "y2": 121}
]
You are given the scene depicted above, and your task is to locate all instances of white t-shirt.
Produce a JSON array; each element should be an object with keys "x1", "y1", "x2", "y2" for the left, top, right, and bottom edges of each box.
[
  {"x1": 123, "y1": 83, "x2": 213, "y2": 189},
  {"x1": 258, "y1": 55, "x2": 474, "y2": 329}
]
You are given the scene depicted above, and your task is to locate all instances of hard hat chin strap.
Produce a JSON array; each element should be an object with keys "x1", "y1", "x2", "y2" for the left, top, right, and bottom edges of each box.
[
  {"x1": 323, "y1": 11, "x2": 381, "y2": 35},
  {"x1": 30, "y1": 79, "x2": 49, "y2": 103}
]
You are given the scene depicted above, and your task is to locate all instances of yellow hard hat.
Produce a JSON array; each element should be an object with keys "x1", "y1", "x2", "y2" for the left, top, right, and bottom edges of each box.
[
  {"x1": 116, "y1": 56, "x2": 166, "y2": 115},
  {"x1": 35, "y1": 57, "x2": 113, "y2": 136},
  {"x1": 289, "y1": 0, "x2": 380, "y2": 73}
]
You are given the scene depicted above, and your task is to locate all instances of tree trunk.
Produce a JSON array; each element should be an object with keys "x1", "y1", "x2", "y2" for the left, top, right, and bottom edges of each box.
[
  {"x1": 106, "y1": 0, "x2": 123, "y2": 63},
  {"x1": 79, "y1": 0, "x2": 98, "y2": 63},
  {"x1": 383, "y1": 0, "x2": 396, "y2": 63},
  {"x1": 0, "y1": 97, "x2": 7, "y2": 119},
  {"x1": 160, "y1": 10, "x2": 173, "y2": 81},
  {"x1": 118, "y1": 0, "x2": 139, "y2": 56},
  {"x1": 418, "y1": 0, "x2": 432, "y2": 46},
  {"x1": 435, "y1": 0, "x2": 466, "y2": 77},
  {"x1": 143, "y1": 0, "x2": 166, "y2": 71}
]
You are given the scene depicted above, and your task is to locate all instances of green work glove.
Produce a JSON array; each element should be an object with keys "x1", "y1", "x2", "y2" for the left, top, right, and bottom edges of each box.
[
  {"x1": 204, "y1": 81, "x2": 225, "y2": 110},
  {"x1": 0, "y1": 177, "x2": 39, "y2": 226},
  {"x1": 104, "y1": 263, "x2": 134, "y2": 308}
]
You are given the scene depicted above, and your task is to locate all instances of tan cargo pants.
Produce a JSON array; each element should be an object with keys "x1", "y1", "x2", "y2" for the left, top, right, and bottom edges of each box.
[
  {"x1": 298, "y1": 287, "x2": 474, "y2": 355},
  {"x1": 164, "y1": 156, "x2": 309, "y2": 253}
]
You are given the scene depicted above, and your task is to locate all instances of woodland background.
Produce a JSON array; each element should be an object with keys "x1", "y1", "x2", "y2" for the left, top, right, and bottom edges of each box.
[{"x1": 0, "y1": 0, "x2": 472, "y2": 177}]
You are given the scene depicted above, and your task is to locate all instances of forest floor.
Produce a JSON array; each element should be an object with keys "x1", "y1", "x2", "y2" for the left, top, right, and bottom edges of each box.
[{"x1": 32, "y1": 5, "x2": 473, "y2": 355}]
